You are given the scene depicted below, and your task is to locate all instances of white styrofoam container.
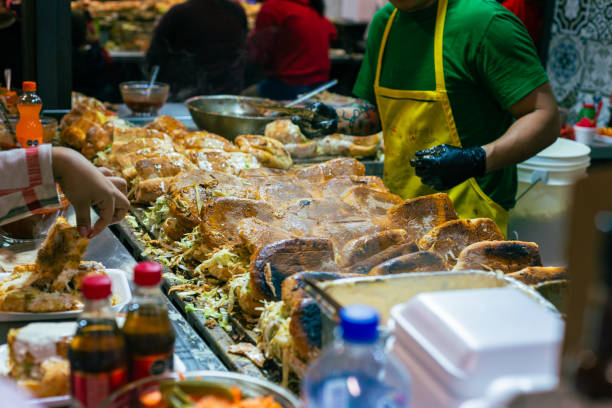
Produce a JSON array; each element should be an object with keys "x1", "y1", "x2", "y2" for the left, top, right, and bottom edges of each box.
[{"x1": 389, "y1": 287, "x2": 564, "y2": 408}]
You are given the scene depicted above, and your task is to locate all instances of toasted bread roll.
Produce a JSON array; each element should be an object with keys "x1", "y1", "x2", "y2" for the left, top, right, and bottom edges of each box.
[
  {"x1": 453, "y1": 241, "x2": 542, "y2": 274},
  {"x1": 321, "y1": 176, "x2": 388, "y2": 198},
  {"x1": 237, "y1": 218, "x2": 295, "y2": 254},
  {"x1": 315, "y1": 133, "x2": 381, "y2": 158},
  {"x1": 369, "y1": 251, "x2": 447, "y2": 275},
  {"x1": 310, "y1": 220, "x2": 382, "y2": 254},
  {"x1": 238, "y1": 168, "x2": 292, "y2": 178},
  {"x1": 132, "y1": 177, "x2": 174, "y2": 204},
  {"x1": 340, "y1": 229, "x2": 409, "y2": 267},
  {"x1": 506, "y1": 267, "x2": 568, "y2": 285},
  {"x1": 186, "y1": 150, "x2": 261, "y2": 175},
  {"x1": 284, "y1": 141, "x2": 318, "y2": 158},
  {"x1": 256, "y1": 181, "x2": 312, "y2": 208},
  {"x1": 144, "y1": 114, "x2": 188, "y2": 140},
  {"x1": 345, "y1": 242, "x2": 419, "y2": 275},
  {"x1": 60, "y1": 102, "x2": 108, "y2": 149},
  {"x1": 249, "y1": 238, "x2": 336, "y2": 302},
  {"x1": 200, "y1": 197, "x2": 276, "y2": 250},
  {"x1": 418, "y1": 218, "x2": 503, "y2": 268},
  {"x1": 386, "y1": 193, "x2": 458, "y2": 243},
  {"x1": 281, "y1": 198, "x2": 359, "y2": 224},
  {"x1": 135, "y1": 154, "x2": 196, "y2": 180},
  {"x1": 295, "y1": 158, "x2": 365, "y2": 182},
  {"x1": 265, "y1": 119, "x2": 308, "y2": 144},
  {"x1": 342, "y1": 186, "x2": 403, "y2": 217},
  {"x1": 289, "y1": 298, "x2": 322, "y2": 362},
  {"x1": 35, "y1": 217, "x2": 89, "y2": 281},
  {"x1": 236, "y1": 135, "x2": 293, "y2": 169},
  {"x1": 177, "y1": 131, "x2": 238, "y2": 152},
  {"x1": 281, "y1": 271, "x2": 354, "y2": 311}
]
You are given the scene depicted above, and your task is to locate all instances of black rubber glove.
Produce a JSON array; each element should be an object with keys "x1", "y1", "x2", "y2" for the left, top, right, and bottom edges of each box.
[
  {"x1": 409, "y1": 144, "x2": 487, "y2": 191},
  {"x1": 291, "y1": 102, "x2": 338, "y2": 138}
]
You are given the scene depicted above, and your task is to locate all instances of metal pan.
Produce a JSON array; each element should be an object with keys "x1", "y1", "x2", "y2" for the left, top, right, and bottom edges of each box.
[{"x1": 185, "y1": 95, "x2": 290, "y2": 140}]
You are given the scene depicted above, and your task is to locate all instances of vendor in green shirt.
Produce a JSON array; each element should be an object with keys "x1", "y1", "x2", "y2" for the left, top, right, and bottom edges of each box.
[{"x1": 296, "y1": 0, "x2": 559, "y2": 234}]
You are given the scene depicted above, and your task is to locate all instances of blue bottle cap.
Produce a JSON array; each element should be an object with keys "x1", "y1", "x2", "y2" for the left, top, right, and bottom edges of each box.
[{"x1": 339, "y1": 304, "x2": 379, "y2": 343}]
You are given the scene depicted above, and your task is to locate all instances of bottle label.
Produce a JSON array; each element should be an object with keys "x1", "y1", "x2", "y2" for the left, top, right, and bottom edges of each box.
[
  {"x1": 130, "y1": 352, "x2": 174, "y2": 381},
  {"x1": 71, "y1": 367, "x2": 127, "y2": 408}
]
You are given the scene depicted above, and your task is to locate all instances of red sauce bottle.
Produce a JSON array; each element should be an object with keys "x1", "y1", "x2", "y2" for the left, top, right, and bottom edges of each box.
[
  {"x1": 69, "y1": 274, "x2": 127, "y2": 408},
  {"x1": 122, "y1": 262, "x2": 176, "y2": 381}
]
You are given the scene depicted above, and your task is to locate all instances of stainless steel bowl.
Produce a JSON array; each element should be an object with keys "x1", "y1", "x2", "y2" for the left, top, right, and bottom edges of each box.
[
  {"x1": 185, "y1": 95, "x2": 290, "y2": 140},
  {"x1": 98, "y1": 370, "x2": 301, "y2": 408}
]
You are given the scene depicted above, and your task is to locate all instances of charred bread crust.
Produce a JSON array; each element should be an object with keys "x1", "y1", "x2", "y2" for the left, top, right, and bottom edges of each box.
[
  {"x1": 386, "y1": 193, "x2": 459, "y2": 243},
  {"x1": 506, "y1": 267, "x2": 568, "y2": 285},
  {"x1": 340, "y1": 229, "x2": 409, "y2": 267},
  {"x1": 281, "y1": 271, "x2": 354, "y2": 310},
  {"x1": 454, "y1": 241, "x2": 542, "y2": 274},
  {"x1": 418, "y1": 218, "x2": 504, "y2": 268},
  {"x1": 345, "y1": 242, "x2": 419, "y2": 275},
  {"x1": 289, "y1": 298, "x2": 322, "y2": 362},
  {"x1": 369, "y1": 251, "x2": 448, "y2": 275},
  {"x1": 249, "y1": 238, "x2": 335, "y2": 302}
]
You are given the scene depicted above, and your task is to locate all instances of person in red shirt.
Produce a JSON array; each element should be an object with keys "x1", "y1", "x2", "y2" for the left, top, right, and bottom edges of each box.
[
  {"x1": 502, "y1": 0, "x2": 543, "y2": 48},
  {"x1": 248, "y1": 0, "x2": 338, "y2": 100}
]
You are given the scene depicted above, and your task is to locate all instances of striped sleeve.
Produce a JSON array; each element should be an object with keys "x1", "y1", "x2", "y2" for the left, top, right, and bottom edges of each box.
[{"x1": 0, "y1": 144, "x2": 60, "y2": 226}]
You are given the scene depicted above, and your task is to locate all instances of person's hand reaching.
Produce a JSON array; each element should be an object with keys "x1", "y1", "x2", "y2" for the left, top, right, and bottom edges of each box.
[
  {"x1": 409, "y1": 144, "x2": 487, "y2": 191},
  {"x1": 52, "y1": 147, "x2": 129, "y2": 238}
]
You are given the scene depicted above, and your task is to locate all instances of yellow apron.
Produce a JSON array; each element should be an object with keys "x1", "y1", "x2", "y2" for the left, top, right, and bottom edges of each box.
[{"x1": 375, "y1": 0, "x2": 509, "y2": 234}]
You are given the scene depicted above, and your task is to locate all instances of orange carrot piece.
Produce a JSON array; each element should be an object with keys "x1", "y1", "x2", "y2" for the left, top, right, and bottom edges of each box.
[
  {"x1": 139, "y1": 390, "x2": 164, "y2": 408},
  {"x1": 229, "y1": 387, "x2": 242, "y2": 403}
]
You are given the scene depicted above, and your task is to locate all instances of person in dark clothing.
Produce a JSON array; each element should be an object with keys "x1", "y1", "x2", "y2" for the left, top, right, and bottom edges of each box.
[
  {"x1": 146, "y1": 0, "x2": 248, "y2": 101},
  {"x1": 0, "y1": 0, "x2": 22, "y2": 87},
  {"x1": 247, "y1": 0, "x2": 337, "y2": 100},
  {"x1": 72, "y1": 11, "x2": 114, "y2": 101}
]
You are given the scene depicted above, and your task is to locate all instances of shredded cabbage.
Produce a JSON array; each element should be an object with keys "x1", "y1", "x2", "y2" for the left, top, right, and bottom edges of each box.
[
  {"x1": 141, "y1": 196, "x2": 171, "y2": 235},
  {"x1": 194, "y1": 248, "x2": 241, "y2": 281},
  {"x1": 255, "y1": 301, "x2": 292, "y2": 361}
]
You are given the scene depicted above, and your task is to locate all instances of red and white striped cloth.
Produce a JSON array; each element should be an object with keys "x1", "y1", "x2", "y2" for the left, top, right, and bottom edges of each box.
[{"x1": 0, "y1": 144, "x2": 60, "y2": 225}]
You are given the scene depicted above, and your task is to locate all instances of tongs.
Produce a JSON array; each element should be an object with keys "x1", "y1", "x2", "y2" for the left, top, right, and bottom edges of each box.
[
  {"x1": 302, "y1": 275, "x2": 342, "y2": 323},
  {"x1": 255, "y1": 79, "x2": 338, "y2": 118}
]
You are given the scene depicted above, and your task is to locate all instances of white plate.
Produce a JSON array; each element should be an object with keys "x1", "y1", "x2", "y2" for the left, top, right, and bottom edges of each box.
[
  {"x1": 595, "y1": 134, "x2": 612, "y2": 144},
  {"x1": 1, "y1": 343, "x2": 185, "y2": 407},
  {"x1": 0, "y1": 269, "x2": 132, "y2": 322}
]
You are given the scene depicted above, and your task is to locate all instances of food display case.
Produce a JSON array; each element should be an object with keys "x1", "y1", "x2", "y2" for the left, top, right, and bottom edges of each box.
[{"x1": 71, "y1": 0, "x2": 185, "y2": 52}]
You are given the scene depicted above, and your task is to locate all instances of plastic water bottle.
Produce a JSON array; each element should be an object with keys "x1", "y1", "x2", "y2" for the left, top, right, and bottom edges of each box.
[{"x1": 303, "y1": 304, "x2": 411, "y2": 408}]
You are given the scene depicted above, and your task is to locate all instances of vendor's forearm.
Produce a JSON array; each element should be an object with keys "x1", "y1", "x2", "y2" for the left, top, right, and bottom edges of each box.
[
  {"x1": 482, "y1": 83, "x2": 559, "y2": 173},
  {"x1": 337, "y1": 101, "x2": 382, "y2": 135}
]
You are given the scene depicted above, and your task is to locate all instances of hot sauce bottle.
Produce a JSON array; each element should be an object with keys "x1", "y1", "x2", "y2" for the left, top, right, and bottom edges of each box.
[
  {"x1": 122, "y1": 262, "x2": 176, "y2": 381},
  {"x1": 69, "y1": 274, "x2": 127, "y2": 408}
]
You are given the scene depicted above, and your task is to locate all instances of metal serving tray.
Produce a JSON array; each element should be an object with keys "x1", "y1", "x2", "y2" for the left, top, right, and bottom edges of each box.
[{"x1": 111, "y1": 209, "x2": 286, "y2": 383}]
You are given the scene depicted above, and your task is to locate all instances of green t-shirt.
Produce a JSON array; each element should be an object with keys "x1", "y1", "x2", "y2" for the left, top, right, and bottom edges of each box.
[{"x1": 353, "y1": 0, "x2": 548, "y2": 210}]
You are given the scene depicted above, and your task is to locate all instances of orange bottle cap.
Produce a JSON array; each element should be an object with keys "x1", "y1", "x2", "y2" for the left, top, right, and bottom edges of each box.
[{"x1": 22, "y1": 81, "x2": 36, "y2": 92}]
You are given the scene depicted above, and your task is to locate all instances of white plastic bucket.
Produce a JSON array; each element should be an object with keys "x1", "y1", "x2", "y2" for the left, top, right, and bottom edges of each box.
[{"x1": 508, "y1": 138, "x2": 590, "y2": 266}]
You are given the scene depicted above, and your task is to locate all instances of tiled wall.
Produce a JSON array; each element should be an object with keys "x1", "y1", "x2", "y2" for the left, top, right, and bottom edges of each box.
[{"x1": 546, "y1": 0, "x2": 612, "y2": 126}]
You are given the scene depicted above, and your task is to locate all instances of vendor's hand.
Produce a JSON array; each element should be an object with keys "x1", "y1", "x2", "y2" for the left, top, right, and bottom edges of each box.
[
  {"x1": 291, "y1": 102, "x2": 338, "y2": 138},
  {"x1": 52, "y1": 147, "x2": 130, "y2": 238},
  {"x1": 409, "y1": 144, "x2": 487, "y2": 191}
]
